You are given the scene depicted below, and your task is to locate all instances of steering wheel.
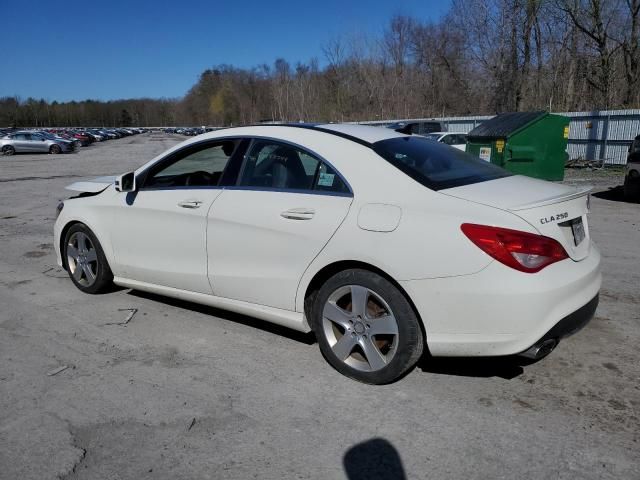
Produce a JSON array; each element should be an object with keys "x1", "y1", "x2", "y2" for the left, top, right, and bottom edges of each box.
[{"x1": 184, "y1": 170, "x2": 215, "y2": 186}]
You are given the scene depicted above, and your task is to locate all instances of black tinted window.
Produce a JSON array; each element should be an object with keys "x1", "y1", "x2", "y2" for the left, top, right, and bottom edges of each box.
[
  {"x1": 240, "y1": 140, "x2": 317, "y2": 190},
  {"x1": 314, "y1": 162, "x2": 350, "y2": 193},
  {"x1": 239, "y1": 140, "x2": 350, "y2": 194},
  {"x1": 373, "y1": 136, "x2": 511, "y2": 190}
]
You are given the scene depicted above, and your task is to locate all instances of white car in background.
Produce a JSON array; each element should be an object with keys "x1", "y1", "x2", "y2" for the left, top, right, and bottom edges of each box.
[
  {"x1": 425, "y1": 132, "x2": 468, "y2": 151},
  {"x1": 54, "y1": 124, "x2": 601, "y2": 384}
]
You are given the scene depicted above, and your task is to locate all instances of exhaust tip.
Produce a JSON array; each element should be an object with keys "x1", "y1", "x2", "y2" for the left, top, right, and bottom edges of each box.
[{"x1": 519, "y1": 338, "x2": 558, "y2": 360}]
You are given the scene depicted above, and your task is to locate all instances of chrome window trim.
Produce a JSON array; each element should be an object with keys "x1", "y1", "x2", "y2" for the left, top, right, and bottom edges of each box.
[{"x1": 136, "y1": 135, "x2": 354, "y2": 197}]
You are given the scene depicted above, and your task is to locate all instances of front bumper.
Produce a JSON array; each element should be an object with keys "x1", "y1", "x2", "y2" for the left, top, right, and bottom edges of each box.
[{"x1": 401, "y1": 242, "x2": 602, "y2": 357}]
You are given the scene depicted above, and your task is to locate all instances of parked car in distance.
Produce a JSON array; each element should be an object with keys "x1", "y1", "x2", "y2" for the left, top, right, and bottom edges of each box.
[
  {"x1": 55, "y1": 124, "x2": 601, "y2": 384},
  {"x1": 386, "y1": 120, "x2": 445, "y2": 136},
  {"x1": 31, "y1": 130, "x2": 80, "y2": 150},
  {"x1": 624, "y1": 134, "x2": 640, "y2": 200},
  {"x1": 1, "y1": 131, "x2": 74, "y2": 155},
  {"x1": 70, "y1": 131, "x2": 95, "y2": 146},
  {"x1": 425, "y1": 132, "x2": 468, "y2": 151}
]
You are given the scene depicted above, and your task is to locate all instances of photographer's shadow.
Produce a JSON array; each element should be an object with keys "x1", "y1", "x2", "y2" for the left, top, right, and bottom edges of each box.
[{"x1": 344, "y1": 438, "x2": 406, "y2": 480}]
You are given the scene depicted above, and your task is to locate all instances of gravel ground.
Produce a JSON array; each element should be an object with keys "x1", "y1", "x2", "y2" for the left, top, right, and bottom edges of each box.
[{"x1": 0, "y1": 134, "x2": 638, "y2": 479}]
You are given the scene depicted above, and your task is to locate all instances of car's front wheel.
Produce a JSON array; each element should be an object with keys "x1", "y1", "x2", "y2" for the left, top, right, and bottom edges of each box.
[
  {"x1": 63, "y1": 224, "x2": 113, "y2": 294},
  {"x1": 2, "y1": 145, "x2": 15, "y2": 155},
  {"x1": 311, "y1": 269, "x2": 424, "y2": 384},
  {"x1": 49, "y1": 144, "x2": 62, "y2": 154}
]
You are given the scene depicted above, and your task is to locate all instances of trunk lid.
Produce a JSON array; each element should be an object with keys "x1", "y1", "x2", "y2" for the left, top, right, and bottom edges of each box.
[{"x1": 441, "y1": 175, "x2": 592, "y2": 260}]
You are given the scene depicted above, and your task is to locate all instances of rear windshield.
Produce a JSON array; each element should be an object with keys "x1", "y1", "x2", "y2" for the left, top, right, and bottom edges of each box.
[{"x1": 373, "y1": 136, "x2": 511, "y2": 190}]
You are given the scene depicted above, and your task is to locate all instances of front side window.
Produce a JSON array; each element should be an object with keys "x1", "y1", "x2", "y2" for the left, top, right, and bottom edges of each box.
[
  {"x1": 238, "y1": 140, "x2": 350, "y2": 194},
  {"x1": 143, "y1": 140, "x2": 238, "y2": 189},
  {"x1": 373, "y1": 136, "x2": 511, "y2": 191}
]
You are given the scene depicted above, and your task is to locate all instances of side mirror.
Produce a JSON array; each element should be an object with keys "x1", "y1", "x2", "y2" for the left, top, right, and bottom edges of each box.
[{"x1": 115, "y1": 171, "x2": 136, "y2": 192}]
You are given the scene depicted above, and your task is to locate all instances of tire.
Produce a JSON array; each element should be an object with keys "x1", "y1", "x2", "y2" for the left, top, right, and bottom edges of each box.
[
  {"x1": 311, "y1": 269, "x2": 424, "y2": 384},
  {"x1": 623, "y1": 172, "x2": 640, "y2": 202},
  {"x1": 49, "y1": 144, "x2": 62, "y2": 154},
  {"x1": 2, "y1": 145, "x2": 15, "y2": 156},
  {"x1": 63, "y1": 224, "x2": 113, "y2": 294}
]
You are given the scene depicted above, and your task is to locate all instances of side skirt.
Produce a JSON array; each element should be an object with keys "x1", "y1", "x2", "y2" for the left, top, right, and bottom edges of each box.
[{"x1": 113, "y1": 277, "x2": 311, "y2": 333}]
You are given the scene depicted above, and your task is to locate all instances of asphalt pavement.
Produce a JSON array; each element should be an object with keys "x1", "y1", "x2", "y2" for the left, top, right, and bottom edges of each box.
[{"x1": 0, "y1": 133, "x2": 638, "y2": 479}]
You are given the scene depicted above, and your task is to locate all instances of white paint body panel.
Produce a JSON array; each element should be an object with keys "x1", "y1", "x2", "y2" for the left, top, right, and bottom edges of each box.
[
  {"x1": 357, "y1": 204, "x2": 402, "y2": 232},
  {"x1": 207, "y1": 189, "x2": 352, "y2": 310},
  {"x1": 65, "y1": 176, "x2": 116, "y2": 193},
  {"x1": 54, "y1": 124, "x2": 601, "y2": 358},
  {"x1": 108, "y1": 188, "x2": 223, "y2": 294}
]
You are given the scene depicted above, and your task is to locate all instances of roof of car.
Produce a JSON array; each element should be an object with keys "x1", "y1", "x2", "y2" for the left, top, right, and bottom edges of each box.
[
  {"x1": 314, "y1": 123, "x2": 404, "y2": 143},
  {"x1": 209, "y1": 123, "x2": 406, "y2": 146}
]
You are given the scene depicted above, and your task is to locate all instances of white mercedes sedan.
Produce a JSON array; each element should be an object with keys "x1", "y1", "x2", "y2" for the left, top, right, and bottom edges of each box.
[{"x1": 54, "y1": 124, "x2": 601, "y2": 384}]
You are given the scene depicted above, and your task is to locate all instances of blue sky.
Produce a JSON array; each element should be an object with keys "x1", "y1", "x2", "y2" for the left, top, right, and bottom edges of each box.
[{"x1": 1, "y1": 0, "x2": 450, "y2": 102}]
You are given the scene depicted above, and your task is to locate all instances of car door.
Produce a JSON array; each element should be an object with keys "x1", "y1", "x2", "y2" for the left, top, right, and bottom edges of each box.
[
  {"x1": 109, "y1": 139, "x2": 244, "y2": 294},
  {"x1": 207, "y1": 139, "x2": 353, "y2": 311},
  {"x1": 30, "y1": 133, "x2": 50, "y2": 152},
  {"x1": 11, "y1": 133, "x2": 32, "y2": 152}
]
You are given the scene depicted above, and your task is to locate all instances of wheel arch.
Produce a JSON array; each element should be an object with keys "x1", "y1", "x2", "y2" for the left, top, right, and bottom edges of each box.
[
  {"x1": 58, "y1": 220, "x2": 83, "y2": 270},
  {"x1": 58, "y1": 218, "x2": 113, "y2": 271},
  {"x1": 301, "y1": 260, "x2": 427, "y2": 341}
]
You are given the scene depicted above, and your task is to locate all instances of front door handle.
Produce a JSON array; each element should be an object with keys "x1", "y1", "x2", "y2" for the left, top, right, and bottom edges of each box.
[
  {"x1": 281, "y1": 208, "x2": 315, "y2": 220},
  {"x1": 178, "y1": 200, "x2": 203, "y2": 209}
]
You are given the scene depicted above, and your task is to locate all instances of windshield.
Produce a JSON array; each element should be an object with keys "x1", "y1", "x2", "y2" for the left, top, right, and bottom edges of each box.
[{"x1": 373, "y1": 136, "x2": 511, "y2": 191}]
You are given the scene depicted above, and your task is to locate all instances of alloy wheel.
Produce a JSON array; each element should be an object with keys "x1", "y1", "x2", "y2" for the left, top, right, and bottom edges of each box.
[
  {"x1": 66, "y1": 232, "x2": 99, "y2": 287},
  {"x1": 322, "y1": 285, "x2": 399, "y2": 372}
]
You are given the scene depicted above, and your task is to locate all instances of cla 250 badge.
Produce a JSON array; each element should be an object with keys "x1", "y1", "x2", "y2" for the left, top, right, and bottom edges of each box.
[{"x1": 540, "y1": 212, "x2": 568, "y2": 224}]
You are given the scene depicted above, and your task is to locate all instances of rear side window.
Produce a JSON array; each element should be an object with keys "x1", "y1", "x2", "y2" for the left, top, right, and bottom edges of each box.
[
  {"x1": 239, "y1": 140, "x2": 350, "y2": 194},
  {"x1": 373, "y1": 136, "x2": 511, "y2": 191}
]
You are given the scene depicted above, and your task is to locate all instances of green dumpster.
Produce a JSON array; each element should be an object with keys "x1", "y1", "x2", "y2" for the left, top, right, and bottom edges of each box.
[{"x1": 466, "y1": 111, "x2": 570, "y2": 181}]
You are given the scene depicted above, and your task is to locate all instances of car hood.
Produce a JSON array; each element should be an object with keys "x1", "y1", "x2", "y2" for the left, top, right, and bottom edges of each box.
[{"x1": 65, "y1": 176, "x2": 116, "y2": 193}]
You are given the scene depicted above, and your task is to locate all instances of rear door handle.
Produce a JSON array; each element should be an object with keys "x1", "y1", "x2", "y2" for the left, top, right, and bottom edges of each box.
[
  {"x1": 178, "y1": 200, "x2": 203, "y2": 209},
  {"x1": 280, "y1": 208, "x2": 315, "y2": 220}
]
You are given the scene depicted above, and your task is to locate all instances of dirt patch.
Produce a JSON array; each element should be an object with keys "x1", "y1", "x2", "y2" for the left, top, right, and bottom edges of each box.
[{"x1": 24, "y1": 251, "x2": 47, "y2": 258}]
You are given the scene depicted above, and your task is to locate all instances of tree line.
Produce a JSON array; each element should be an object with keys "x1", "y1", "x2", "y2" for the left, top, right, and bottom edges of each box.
[{"x1": 2, "y1": 0, "x2": 638, "y2": 128}]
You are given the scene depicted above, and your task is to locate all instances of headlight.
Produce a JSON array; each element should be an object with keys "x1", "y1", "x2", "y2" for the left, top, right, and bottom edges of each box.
[{"x1": 56, "y1": 201, "x2": 64, "y2": 219}]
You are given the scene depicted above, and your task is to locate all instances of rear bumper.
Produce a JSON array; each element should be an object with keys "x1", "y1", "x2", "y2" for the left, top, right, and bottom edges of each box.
[
  {"x1": 401, "y1": 242, "x2": 601, "y2": 357},
  {"x1": 534, "y1": 293, "x2": 598, "y2": 343}
]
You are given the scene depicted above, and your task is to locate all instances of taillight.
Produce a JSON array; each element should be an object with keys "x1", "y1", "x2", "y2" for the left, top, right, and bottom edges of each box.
[{"x1": 461, "y1": 223, "x2": 568, "y2": 273}]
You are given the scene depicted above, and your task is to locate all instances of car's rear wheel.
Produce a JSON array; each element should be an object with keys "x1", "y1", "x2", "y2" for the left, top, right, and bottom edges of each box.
[
  {"x1": 2, "y1": 145, "x2": 15, "y2": 156},
  {"x1": 49, "y1": 144, "x2": 62, "y2": 154},
  {"x1": 311, "y1": 269, "x2": 424, "y2": 384},
  {"x1": 64, "y1": 224, "x2": 113, "y2": 294},
  {"x1": 623, "y1": 171, "x2": 640, "y2": 201}
]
